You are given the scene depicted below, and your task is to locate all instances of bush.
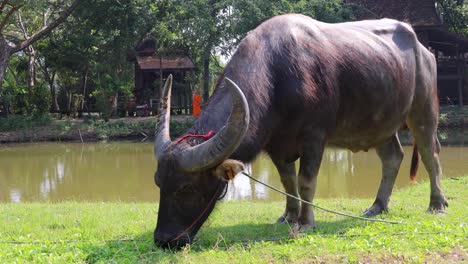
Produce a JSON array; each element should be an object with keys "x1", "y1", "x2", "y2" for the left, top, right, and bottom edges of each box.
[
  {"x1": 0, "y1": 114, "x2": 51, "y2": 132},
  {"x1": 28, "y1": 83, "x2": 51, "y2": 118}
]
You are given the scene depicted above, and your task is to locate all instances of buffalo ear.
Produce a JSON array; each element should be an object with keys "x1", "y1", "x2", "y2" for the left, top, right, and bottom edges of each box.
[{"x1": 213, "y1": 159, "x2": 244, "y2": 181}]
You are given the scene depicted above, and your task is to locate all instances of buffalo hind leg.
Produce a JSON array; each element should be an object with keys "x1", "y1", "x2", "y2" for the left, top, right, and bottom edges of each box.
[
  {"x1": 407, "y1": 116, "x2": 448, "y2": 213},
  {"x1": 364, "y1": 134, "x2": 404, "y2": 216},
  {"x1": 297, "y1": 132, "x2": 326, "y2": 230},
  {"x1": 272, "y1": 159, "x2": 299, "y2": 224}
]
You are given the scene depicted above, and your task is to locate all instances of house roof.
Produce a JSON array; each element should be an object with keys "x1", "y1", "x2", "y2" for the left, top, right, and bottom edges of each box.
[
  {"x1": 428, "y1": 28, "x2": 468, "y2": 53},
  {"x1": 137, "y1": 56, "x2": 196, "y2": 70},
  {"x1": 345, "y1": 0, "x2": 442, "y2": 27}
]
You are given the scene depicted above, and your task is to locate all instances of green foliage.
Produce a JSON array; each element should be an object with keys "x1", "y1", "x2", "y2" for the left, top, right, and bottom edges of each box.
[
  {"x1": 436, "y1": 0, "x2": 468, "y2": 36},
  {"x1": 31, "y1": 0, "x2": 157, "y2": 117},
  {"x1": 3, "y1": 0, "x2": 356, "y2": 119},
  {"x1": 91, "y1": 72, "x2": 132, "y2": 121},
  {"x1": 28, "y1": 82, "x2": 52, "y2": 118},
  {"x1": 225, "y1": 0, "x2": 354, "y2": 44},
  {"x1": 2, "y1": 56, "x2": 51, "y2": 117},
  {"x1": 0, "y1": 114, "x2": 51, "y2": 131},
  {"x1": 2, "y1": 57, "x2": 28, "y2": 114},
  {"x1": 148, "y1": 0, "x2": 354, "y2": 100},
  {"x1": 439, "y1": 105, "x2": 468, "y2": 127}
]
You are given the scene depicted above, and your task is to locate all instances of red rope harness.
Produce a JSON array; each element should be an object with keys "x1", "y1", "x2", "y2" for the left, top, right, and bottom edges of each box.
[
  {"x1": 170, "y1": 130, "x2": 219, "y2": 243},
  {"x1": 175, "y1": 130, "x2": 216, "y2": 144}
]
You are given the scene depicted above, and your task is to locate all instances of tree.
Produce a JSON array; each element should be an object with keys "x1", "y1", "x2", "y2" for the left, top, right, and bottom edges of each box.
[
  {"x1": 152, "y1": 0, "x2": 231, "y2": 102},
  {"x1": 152, "y1": 0, "x2": 354, "y2": 102},
  {"x1": 0, "y1": 0, "x2": 355, "y2": 118},
  {"x1": 436, "y1": 0, "x2": 468, "y2": 36},
  {"x1": 0, "y1": 0, "x2": 80, "y2": 117},
  {"x1": 34, "y1": 0, "x2": 159, "y2": 117}
]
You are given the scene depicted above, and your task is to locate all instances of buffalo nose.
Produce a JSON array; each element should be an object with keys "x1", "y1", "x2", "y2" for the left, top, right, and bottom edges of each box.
[
  {"x1": 154, "y1": 232, "x2": 191, "y2": 250},
  {"x1": 154, "y1": 231, "x2": 172, "y2": 247}
]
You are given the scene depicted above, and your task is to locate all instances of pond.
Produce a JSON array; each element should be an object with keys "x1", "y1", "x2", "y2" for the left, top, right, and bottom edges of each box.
[{"x1": 0, "y1": 138, "x2": 467, "y2": 203}]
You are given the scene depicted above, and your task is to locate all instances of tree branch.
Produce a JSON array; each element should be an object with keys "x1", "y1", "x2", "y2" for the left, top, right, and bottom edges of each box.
[
  {"x1": 0, "y1": 4, "x2": 21, "y2": 32},
  {"x1": 43, "y1": 7, "x2": 50, "y2": 28},
  {"x1": 0, "y1": 0, "x2": 8, "y2": 14},
  {"x1": 37, "y1": 57, "x2": 52, "y2": 84},
  {"x1": 17, "y1": 10, "x2": 29, "y2": 39},
  {"x1": 10, "y1": 0, "x2": 81, "y2": 54}
]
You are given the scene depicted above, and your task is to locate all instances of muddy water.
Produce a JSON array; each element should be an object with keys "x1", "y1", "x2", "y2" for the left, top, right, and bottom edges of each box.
[{"x1": 0, "y1": 141, "x2": 466, "y2": 203}]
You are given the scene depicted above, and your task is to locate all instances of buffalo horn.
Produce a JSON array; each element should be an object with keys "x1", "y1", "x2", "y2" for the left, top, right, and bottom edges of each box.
[
  {"x1": 177, "y1": 78, "x2": 250, "y2": 172},
  {"x1": 154, "y1": 75, "x2": 173, "y2": 159}
]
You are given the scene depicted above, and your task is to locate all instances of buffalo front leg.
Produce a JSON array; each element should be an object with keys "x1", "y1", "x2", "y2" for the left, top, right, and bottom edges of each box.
[
  {"x1": 364, "y1": 134, "x2": 404, "y2": 216},
  {"x1": 272, "y1": 159, "x2": 299, "y2": 224},
  {"x1": 297, "y1": 133, "x2": 326, "y2": 230}
]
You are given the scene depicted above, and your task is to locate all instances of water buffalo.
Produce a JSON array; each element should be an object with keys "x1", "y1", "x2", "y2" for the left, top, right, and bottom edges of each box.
[{"x1": 153, "y1": 14, "x2": 447, "y2": 249}]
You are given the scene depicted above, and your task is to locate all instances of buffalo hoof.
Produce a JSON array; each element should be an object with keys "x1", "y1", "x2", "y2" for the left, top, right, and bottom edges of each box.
[
  {"x1": 297, "y1": 216, "x2": 316, "y2": 230},
  {"x1": 428, "y1": 197, "x2": 448, "y2": 214},
  {"x1": 276, "y1": 212, "x2": 298, "y2": 224},
  {"x1": 288, "y1": 222, "x2": 315, "y2": 239},
  {"x1": 363, "y1": 203, "x2": 388, "y2": 217}
]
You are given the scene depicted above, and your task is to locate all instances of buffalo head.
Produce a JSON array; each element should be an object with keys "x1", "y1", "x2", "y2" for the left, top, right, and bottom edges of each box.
[{"x1": 153, "y1": 75, "x2": 249, "y2": 249}]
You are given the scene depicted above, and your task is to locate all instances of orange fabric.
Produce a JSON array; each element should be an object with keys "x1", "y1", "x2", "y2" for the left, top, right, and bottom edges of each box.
[{"x1": 193, "y1": 94, "x2": 202, "y2": 116}]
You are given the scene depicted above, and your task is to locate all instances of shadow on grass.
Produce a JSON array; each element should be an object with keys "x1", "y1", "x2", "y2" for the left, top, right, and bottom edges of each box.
[
  {"x1": 83, "y1": 218, "x2": 367, "y2": 262},
  {"x1": 193, "y1": 217, "x2": 368, "y2": 249}
]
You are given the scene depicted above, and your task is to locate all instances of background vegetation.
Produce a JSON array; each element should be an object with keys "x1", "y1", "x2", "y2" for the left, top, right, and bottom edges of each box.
[
  {"x1": 0, "y1": 0, "x2": 466, "y2": 123},
  {"x1": 0, "y1": 0, "x2": 357, "y2": 121}
]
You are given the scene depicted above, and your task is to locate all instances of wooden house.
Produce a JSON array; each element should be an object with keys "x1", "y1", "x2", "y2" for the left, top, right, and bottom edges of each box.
[
  {"x1": 129, "y1": 37, "x2": 197, "y2": 115},
  {"x1": 345, "y1": 0, "x2": 468, "y2": 105}
]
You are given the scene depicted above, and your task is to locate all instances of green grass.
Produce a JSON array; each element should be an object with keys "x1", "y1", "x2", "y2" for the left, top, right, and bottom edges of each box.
[{"x1": 0, "y1": 177, "x2": 466, "y2": 263}]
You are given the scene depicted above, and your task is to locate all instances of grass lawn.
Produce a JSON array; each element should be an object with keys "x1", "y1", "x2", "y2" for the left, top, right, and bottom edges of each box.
[{"x1": 0, "y1": 177, "x2": 466, "y2": 263}]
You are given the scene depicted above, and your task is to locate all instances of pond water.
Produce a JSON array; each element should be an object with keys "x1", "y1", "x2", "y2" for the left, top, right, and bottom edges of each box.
[{"x1": 0, "y1": 139, "x2": 467, "y2": 203}]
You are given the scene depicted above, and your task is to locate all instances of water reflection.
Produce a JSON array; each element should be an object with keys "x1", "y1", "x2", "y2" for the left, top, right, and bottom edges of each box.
[
  {"x1": 0, "y1": 140, "x2": 466, "y2": 203},
  {"x1": 0, "y1": 143, "x2": 158, "y2": 202}
]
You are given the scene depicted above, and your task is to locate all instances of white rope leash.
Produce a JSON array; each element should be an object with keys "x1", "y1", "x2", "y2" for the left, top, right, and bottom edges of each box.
[{"x1": 241, "y1": 172, "x2": 401, "y2": 224}]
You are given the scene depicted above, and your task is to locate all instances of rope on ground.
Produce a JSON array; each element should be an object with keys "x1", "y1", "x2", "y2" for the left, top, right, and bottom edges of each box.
[
  {"x1": 0, "y1": 239, "x2": 147, "y2": 245},
  {"x1": 241, "y1": 172, "x2": 401, "y2": 224}
]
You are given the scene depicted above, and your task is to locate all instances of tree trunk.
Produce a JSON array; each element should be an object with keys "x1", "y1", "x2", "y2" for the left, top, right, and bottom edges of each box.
[
  {"x1": 26, "y1": 46, "x2": 36, "y2": 97},
  {"x1": 112, "y1": 92, "x2": 118, "y2": 117},
  {"x1": 66, "y1": 89, "x2": 72, "y2": 114},
  {"x1": 50, "y1": 71, "x2": 59, "y2": 112},
  {"x1": 80, "y1": 66, "x2": 88, "y2": 115},
  {"x1": 202, "y1": 52, "x2": 210, "y2": 103},
  {"x1": 39, "y1": 61, "x2": 59, "y2": 112},
  {"x1": 0, "y1": 36, "x2": 11, "y2": 118}
]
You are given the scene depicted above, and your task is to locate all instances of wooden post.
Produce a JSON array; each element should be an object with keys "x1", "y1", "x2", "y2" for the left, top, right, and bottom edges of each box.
[
  {"x1": 457, "y1": 63, "x2": 463, "y2": 106},
  {"x1": 158, "y1": 57, "x2": 164, "y2": 115},
  {"x1": 456, "y1": 45, "x2": 463, "y2": 106},
  {"x1": 158, "y1": 57, "x2": 163, "y2": 98}
]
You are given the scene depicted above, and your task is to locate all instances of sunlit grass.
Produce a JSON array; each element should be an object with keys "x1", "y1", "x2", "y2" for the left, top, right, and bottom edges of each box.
[{"x1": 0, "y1": 177, "x2": 466, "y2": 263}]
